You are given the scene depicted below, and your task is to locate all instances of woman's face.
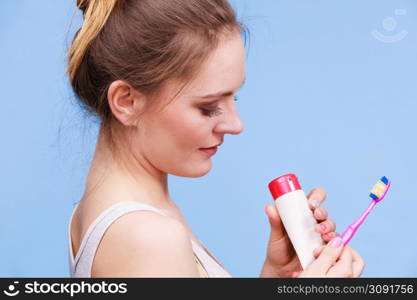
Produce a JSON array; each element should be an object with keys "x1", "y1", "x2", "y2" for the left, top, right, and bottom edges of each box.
[{"x1": 136, "y1": 32, "x2": 245, "y2": 177}]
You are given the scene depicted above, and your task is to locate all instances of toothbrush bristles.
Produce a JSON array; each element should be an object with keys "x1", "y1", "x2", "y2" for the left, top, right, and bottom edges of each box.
[{"x1": 369, "y1": 176, "x2": 390, "y2": 201}]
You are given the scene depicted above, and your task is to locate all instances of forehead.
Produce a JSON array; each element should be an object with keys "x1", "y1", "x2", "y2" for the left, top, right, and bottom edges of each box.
[
  {"x1": 150, "y1": 33, "x2": 246, "y2": 112},
  {"x1": 183, "y1": 33, "x2": 246, "y2": 96}
]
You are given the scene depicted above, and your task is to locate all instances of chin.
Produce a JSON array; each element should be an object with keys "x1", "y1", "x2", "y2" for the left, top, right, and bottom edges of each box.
[{"x1": 171, "y1": 160, "x2": 212, "y2": 178}]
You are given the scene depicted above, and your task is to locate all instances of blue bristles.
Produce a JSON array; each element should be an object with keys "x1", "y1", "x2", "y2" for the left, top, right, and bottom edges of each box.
[
  {"x1": 369, "y1": 176, "x2": 390, "y2": 200},
  {"x1": 369, "y1": 193, "x2": 379, "y2": 200}
]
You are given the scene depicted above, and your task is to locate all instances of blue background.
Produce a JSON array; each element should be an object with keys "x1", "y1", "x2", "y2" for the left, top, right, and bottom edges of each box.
[{"x1": 0, "y1": 0, "x2": 416, "y2": 277}]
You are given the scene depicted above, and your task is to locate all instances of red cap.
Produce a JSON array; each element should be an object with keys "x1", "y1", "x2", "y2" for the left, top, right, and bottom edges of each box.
[{"x1": 268, "y1": 173, "x2": 302, "y2": 200}]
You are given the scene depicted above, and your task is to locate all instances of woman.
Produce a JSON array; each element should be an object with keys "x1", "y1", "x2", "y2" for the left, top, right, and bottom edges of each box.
[{"x1": 67, "y1": 0, "x2": 364, "y2": 277}]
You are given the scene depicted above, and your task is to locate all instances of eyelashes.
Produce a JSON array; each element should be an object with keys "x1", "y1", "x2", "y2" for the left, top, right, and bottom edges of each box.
[
  {"x1": 201, "y1": 106, "x2": 223, "y2": 117},
  {"x1": 200, "y1": 95, "x2": 239, "y2": 118}
]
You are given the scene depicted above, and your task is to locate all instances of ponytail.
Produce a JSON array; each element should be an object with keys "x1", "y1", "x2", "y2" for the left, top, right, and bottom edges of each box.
[
  {"x1": 67, "y1": 0, "x2": 120, "y2": 82},
  {"x1": 67, "y1": 0, "x2": 243, "y2": 147}
]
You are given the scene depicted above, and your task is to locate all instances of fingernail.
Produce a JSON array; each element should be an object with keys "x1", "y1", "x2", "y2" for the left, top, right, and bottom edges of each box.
[
  {"x1": 331, "y1": 237, "x2": 343, "y2": 248},
  {"x1": 326, "y1": 232, "x2": 334, "y2": 239},
  {"x1": 310, "y1": 199, "x2": 319, "y2": 208},
  {"x1": 320, "y1": 223, "x2": 327, "y2": 231}
]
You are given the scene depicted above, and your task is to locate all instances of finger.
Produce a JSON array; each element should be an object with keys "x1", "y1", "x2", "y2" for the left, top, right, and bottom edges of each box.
[
  {"x1": 264, "y1": 204, "x2": 286, "y2": 240},
  {"x1": 307, "y1": 187, "x2": 327, "y2": 209},
  {"x1": 264, "y1": 204, "x2": 282, "y2": 227},
  {"x1": 309, "y1": 236, "x2": 344, "y2": 274},
  {"x1": 291, "y1": 271, "x2": 301, "y2": 278},
  {"x1": 312, "y1": 235, "x2": 340, "y2": 257},
  {"x1": 314, "y1": 234, "x2": 340, "y2": 256},
  {"x1": 315, "y1": 219, "x2": 336, "y2": 235},
  {"x1": 313, "y1": 245, "x2": 325, "y2": 258},
  {"x1": 346, "y1": 246, "x2": 365, "y2": 277},
  {"x1": 322, "y1": 231, "x2": 338, "y2": 243},
  {"x1": 327, "y1": 247, "x2": 354, "y2": 278},
  {"x1": 313, "y1": 206, "x2": 328, "y2": 221}
]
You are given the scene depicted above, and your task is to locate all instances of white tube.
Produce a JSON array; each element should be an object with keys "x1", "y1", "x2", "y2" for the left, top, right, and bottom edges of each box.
[{"x1": 275, "y1": 189, "x2": 324, "y2": 270}]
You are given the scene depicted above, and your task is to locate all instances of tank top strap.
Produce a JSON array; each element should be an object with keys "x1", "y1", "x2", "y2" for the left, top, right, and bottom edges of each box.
[{"x1": 70, "y1": 201, "x2": 168, "y2": 277}]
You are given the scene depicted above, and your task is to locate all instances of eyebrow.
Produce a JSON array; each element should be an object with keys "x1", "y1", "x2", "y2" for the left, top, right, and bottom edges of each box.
[{"x1": 199, "y1": 77, "x2": 246, "y2": 99}]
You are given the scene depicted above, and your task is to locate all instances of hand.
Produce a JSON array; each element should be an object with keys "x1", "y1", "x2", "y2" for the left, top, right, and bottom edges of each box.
[
  {"x1": 261, "y1": 187, "x2": 338, "y2": 277},
  {"x1": 296, "y1": 236, "x2": 365, "y2": 277}
]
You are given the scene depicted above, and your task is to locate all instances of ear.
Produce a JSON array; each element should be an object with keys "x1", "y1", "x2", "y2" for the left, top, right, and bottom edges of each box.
[{"x1": 107, "y1": 80, "x2": 147, "y2": 126}]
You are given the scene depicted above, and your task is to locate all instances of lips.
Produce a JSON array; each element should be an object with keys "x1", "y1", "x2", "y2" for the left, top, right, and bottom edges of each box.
[
  {"x1": 198, "y1": 140, "x2": 223, "y2": 157},
  {"x1": 199, "y1": 146, "x2": 218, "y2": 157},
  {"x1": 204, "y1": 141, "x2": 223, "y2": 149}
]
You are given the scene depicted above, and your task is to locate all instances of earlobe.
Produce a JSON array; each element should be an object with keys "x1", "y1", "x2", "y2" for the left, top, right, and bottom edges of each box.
[{"x1": 107, "y1": 80, "x2": 146, "y2": 126}]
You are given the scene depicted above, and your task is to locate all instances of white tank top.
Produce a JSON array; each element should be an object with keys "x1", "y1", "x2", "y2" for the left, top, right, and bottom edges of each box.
[{"x1": 68, "y1": 200, "x2": 232, "y2": 277}]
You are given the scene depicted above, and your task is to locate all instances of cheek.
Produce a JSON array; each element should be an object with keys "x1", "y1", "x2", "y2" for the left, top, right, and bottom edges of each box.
[
  {"x1": 136, "y1": 110, "x2": 215, "y2": 177},
  {"x1": 166, "y1": 113, "x2": 210, "y2": 149}
]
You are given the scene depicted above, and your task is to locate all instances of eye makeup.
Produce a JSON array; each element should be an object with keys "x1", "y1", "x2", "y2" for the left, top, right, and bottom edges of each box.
[
  {"x1": 200, "y1": 103, "x2": 223, "y2": 117},
  {"x1": 200, "y1": 95, "x2": 239, "y2": 117}
]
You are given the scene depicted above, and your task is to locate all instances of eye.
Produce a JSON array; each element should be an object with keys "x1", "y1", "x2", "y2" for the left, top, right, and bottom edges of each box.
[
  {"x1": 200, "y1": 105, "x2": 223, "y2": 118},
  {"x1": 199, "y1": 95, "x2": 238, "y2": 118}
]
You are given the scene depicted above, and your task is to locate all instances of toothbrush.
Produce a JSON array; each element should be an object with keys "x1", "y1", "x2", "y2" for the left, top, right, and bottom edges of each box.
[{"x1": 341, "y1": 176, "x2": 391, "y2": 246}]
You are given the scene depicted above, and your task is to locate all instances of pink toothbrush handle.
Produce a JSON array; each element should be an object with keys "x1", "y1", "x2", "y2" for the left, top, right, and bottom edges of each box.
[{"x1": 341, "y1": 200, "x2": 377, "y2": 245}]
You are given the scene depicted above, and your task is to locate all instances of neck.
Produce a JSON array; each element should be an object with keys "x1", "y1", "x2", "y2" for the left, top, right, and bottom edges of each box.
[{"x1": 84, "y1": 126, "x2": 176, "y2": 211}]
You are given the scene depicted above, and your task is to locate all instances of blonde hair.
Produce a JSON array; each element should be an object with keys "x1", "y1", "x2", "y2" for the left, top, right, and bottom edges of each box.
[{"x1": 67, "y1": 0, "x2": 120, "y2": 82}]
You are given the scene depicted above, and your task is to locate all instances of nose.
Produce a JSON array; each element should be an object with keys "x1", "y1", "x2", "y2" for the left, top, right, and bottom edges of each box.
[{"x1": 214, "y1": 105, "x2": 244, "y2": 135}]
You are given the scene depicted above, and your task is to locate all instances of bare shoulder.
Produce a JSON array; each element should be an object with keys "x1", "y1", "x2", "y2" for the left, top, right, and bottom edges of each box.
[{"x1": 92, "y1": 209, "x2": 200, "y2": 277}]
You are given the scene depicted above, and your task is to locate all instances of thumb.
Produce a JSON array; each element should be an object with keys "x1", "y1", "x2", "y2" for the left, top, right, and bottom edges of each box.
[
  {"x1": 291, "y1": 271, "x2": 301, "y2": 278},
  {"x1": 264, "y1": 204, "x2": 286, "y2": 241},
  {"x1": 308, "y1": 236, "x2": 344, "y2": 275}
]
